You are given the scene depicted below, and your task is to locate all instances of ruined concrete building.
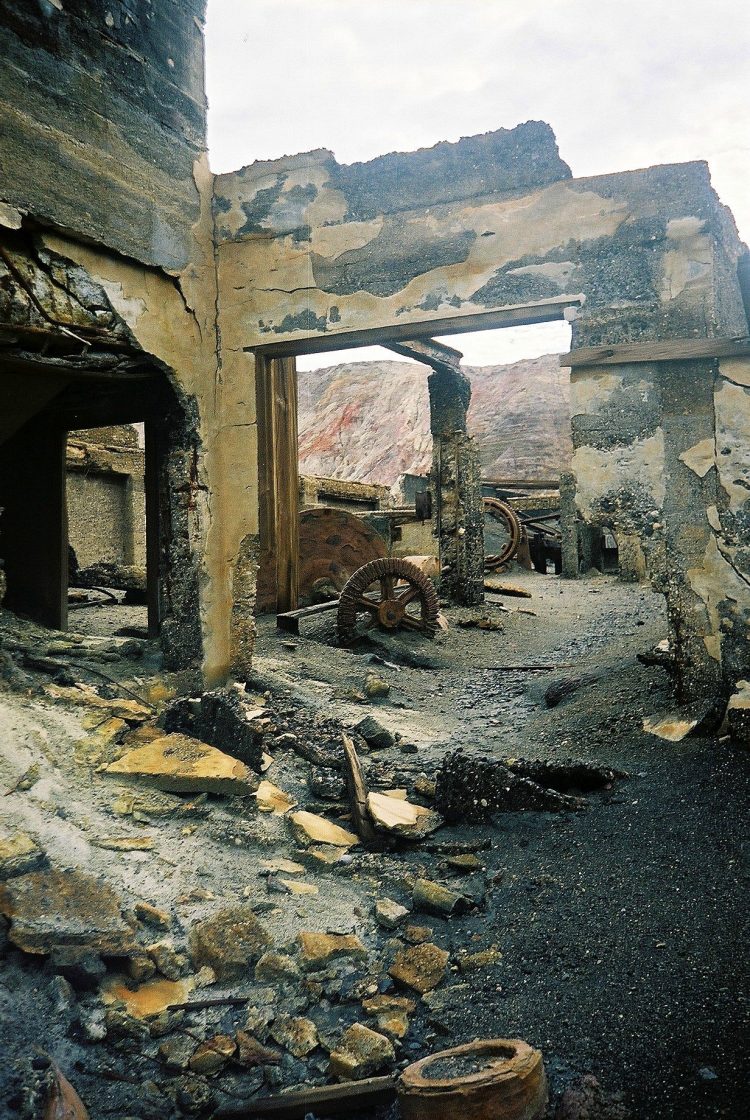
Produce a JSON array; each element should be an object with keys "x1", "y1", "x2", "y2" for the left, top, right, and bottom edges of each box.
[{"x1": 1, "y1": 2, "x2": 748, "y2": 702}]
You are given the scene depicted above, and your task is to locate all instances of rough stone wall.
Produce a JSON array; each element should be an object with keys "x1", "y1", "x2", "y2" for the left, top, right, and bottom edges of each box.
[{"x1": 0, "y1": 0, "x2": 206, "y2": 271}]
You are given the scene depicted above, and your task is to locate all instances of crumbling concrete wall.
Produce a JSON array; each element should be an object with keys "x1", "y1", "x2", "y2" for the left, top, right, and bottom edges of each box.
[{"x1": 214, "y1": 125, "x2": 749, "y2": 695}]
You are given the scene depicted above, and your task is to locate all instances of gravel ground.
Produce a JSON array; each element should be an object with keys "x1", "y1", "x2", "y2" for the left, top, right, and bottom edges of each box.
[{"x1": 0, "y1": 571, "x2": 747, "y2": 1119}]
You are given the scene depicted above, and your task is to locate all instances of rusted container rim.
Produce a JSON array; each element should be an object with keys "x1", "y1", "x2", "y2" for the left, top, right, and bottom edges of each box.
[{"x1": 399, "y1": 1038, "x2": 540, "y2": 1093}]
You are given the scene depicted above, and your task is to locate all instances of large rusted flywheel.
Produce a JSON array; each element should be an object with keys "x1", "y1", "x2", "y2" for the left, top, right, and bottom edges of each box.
[
  {"x1": 298, "y1": 507, "x2": 387, "y2": 606},
  {"x1": 483, "y1": 498, "x2": 522, "y2": 570},
  {"x1": 337, "y1": 557, "x2": 440, "y2": 641}
]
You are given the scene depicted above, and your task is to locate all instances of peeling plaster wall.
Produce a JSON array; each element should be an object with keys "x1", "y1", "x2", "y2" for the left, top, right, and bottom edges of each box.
[{"x1": 214, "y1": 125, "x2": 749, "y2": 695}]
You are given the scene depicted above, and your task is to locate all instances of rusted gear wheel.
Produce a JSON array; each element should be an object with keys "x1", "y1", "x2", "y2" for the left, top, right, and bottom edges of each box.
[
  {"x1": 337, "y1": 557, "x2": 440, "y2": 641},
  {"x1": 483, "y1": 498, "x2": 522, "y2": 570}
]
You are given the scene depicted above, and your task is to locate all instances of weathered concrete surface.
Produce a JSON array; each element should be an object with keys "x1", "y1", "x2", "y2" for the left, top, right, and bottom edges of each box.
[{"x1": 0, "y1": 0, "x2": 206, "y2": 271}]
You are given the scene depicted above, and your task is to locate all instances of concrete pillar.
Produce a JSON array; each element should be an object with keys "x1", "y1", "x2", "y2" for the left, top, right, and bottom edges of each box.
[
  {"x1": 559, "y1": 470, "x2": 579, "y2": 578},
  {"x1": 428, "y1": 364, "x2": 484, "y2": 605}
]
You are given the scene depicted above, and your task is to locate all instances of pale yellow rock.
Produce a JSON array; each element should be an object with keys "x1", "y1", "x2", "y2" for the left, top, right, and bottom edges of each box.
[
  {"x1": 44, "y1": 683, "x2": 152, "y2": 722},
  {"x1": 255, "y1": 780, "x2": 296, "y2": 815},
  {"x1": 289, "y1": 810, "x2": 358, "y2": 848},
  {"x1": 0, "y1": 832, "x2": 44, "y2": 880},
  {"x1": 101, "y1": 976, "x2": 194, "y2": 1019},
  {"x1": 103, "y1": 733, "x2": 257, "y2": 795},
  {"x1": 305, "y1": 844, "x2": 349, "y2": 864},
  {"x1": 298, "y1": 931, "x2": 367, "y2": 967},
  {"x1": 642, "y1": 714, "x2": 697, "y2": 742},
  {"x1": 189, "y1": 1034, "x2": 236, "y2": 1074},
  {"x1": 260, "y1": 858, "x2": 305, "y2": 875},
  {"x1": 270, "y1": 1015, "x2": 319, "y2": 1058},
  {"x1": 382, "y1": 788, "x2": 408, "y2": 800},
  {"x1": 329, "y1": 1022, "x2": 395, "y2": 1080},
  {"x1": 280, "y1": 878, "x2": 319, "y2": 896},
  {"x1": 389, "y1": 942, "x2": 449, "y2": 993},
  {"x1": 366, "y1": 792, "x2": 442, "y2": 838}
]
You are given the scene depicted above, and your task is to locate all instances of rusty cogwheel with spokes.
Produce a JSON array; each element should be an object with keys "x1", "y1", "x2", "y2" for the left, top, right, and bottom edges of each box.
[{"x1": 337, "y1": 557, "x2": 440, "y2": 642}]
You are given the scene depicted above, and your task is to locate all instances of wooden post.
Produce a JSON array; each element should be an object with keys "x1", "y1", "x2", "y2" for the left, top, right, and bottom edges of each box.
[{"x1": 255, "y1": 355, "x2": 299, "y2": 613}]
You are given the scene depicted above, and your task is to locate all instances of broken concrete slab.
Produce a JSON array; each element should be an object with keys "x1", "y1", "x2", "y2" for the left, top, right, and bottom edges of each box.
[
  {"x1": 0, "y1": 868, "x2": 134, "y2": 955},
  {"x1": 298, "y1": 931, "x2": 367, "y2": 968},
  {"x1": 162, "y1": 688, "x2": 266, "y2": 771},
  {"x1": 289, "y1": 810, "x2": 359, "y2": 848},
  {"x1": 0, "y1": 831, "x2": 44, "y2": 880},
  {"x1": 44, "y1": 683, "x2": 152, "y2": 722},
  {"x1": 188, "y1": 907, "x2": 272, "y2": 980},
  {"x1": 375, "y1": 898, "x2": 410, "y2": 930},
  {"x1": 389, "y1": 942, "x2": 449, "y2": 994},
  {"x1": 329, "y1": 1022, "x2": 395, "y2": 1080},
  {"x1": 255, "y1": 779, "x2": 297, "y2": 814},
  {"x1": 367, "y1": 791, "x2": 442, "y2": 839},
  {"x1": 270, "y1": 1015, "x2": 319, "y2": 1058},
  {"x1": 103, "y1": 732, "x2": 258, "y2": 795},
  {"x1": 189, "y1": 1034, "x2": 236, "y2": 1075},
  {"x1": 642, "y1": 714, "x2": 698, "y2": 742}
]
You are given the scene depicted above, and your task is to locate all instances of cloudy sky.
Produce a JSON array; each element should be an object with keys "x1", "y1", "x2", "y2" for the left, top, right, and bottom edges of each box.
[{"x1": 205, "y1": 0, "x2": 749, "y2": 366}]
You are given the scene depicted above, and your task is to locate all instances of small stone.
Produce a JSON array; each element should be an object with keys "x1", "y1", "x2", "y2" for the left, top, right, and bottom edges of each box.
[
  {"x1": 235, "y1": 1030, "x2": 282, "y2": 1067},
  {"x1": 403, "y1": 924, "x2": 431, "y2": 944},
  {"x1": 135, "y1": 901, "x2": 171, "y2": 928},
  {"x1": 127, "y1": 952, "x2": 157, "y2": 983},
  {"x1": 270, "y1": 1015, "x2": 319, "y2": 1058},
  {"x1": 0, "y1": 832, "x2": 44, "y2": 880},
  {"x1": 375, "y1": 898, "x2": 409, "y2": 930},
  {"x1": 698, "y1": 1066, "x2": 718, "y2": 1082},
  {"x1": 399, "y1": 741, "x2": 419, "y2": 755},
  {"x1": 298, "y1": 931, "x2": 367, "y2": 968},
  {"x1": 412, "y1": 878, "x2": 469, "y2": 916},
  {"x1": 362, "y1": 993, "x2": 415, "y2": 1039},
  {"x1": 329, "y1": 1022, "x2": 396, "y2": 1080},
  {"x1": 352, "y1": 715, "x2": 395, "y2": 750},
  {"x1": 147, "y1": 940, "x2": 185, "y2": 980},
  {"x1": 289, "y1": 811, "x2": 359, "y2": 849},
  {"x1": 446, "y1": 853, "x2": 481, "y2": 873},
  {"x1": 367, "y1": 793, "x2": 442, "y2": 838},
  {"x1": 159, "y1": 1034, "x2": 195, "y2": 1070},
  {"x1": 105, "y1": 1008, "x2": 151, "y2": 1042},
  {"x1": 389, "y1": 942, "x2": 449, "y2": 993},
  {"x1": 244, "y1": 1004, "x2": 275, "y2": 1041},
  {"x1": 413, "y1": 775, "x2": 435, "y2": 798},
  {"x1": 363, "y1": 673, "x2": 391, "y2": 700},
  {"x1": 255, "y1": 951, "x2": 301, "y2": 982},
  {"x1": 189, "y1": 1034, "x2": 236, "y2": 1075},
  {"x1": 189, "y1": 907, "x2": 272, "y2": 980},
  {"x1": 255, "y1": 780, "x2": 297, "y2": 814},
  {"x1": 175, "y1": 1074, "x2": 215, "y2": 1115},
  {"x1": 457, "y1": 947, "x2": 502, "y2": 972}
]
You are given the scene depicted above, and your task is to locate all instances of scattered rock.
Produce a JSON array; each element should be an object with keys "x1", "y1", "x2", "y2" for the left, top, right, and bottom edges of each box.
[
  {"x1": 0, "y1": 832, "x2": 44, "y2": 880},
  {"x1": 375, "y1": 898, "x2": 409, "y2": 930},
  {"x1": 446, "y1": 853, "x2": 481, "y2": 873},
  {"x1": 255, "y1": 779, "x2": 297, "y2": 814},
  {"x1": 0, "y1": 868, "x2": 134, "y2": 955},
  {"x1": 403, "y1": 924, "x2": 432, "y2": 944},
  {"x1": 260, "y1": 858, "x2": 305, "y2": 876},
  {"x1": 367, "y1": 792, "x2": 443, "y2": 839},
  {"x1": 44, "y1": 683, "x2": 152, "y2": 722},
  {"x1": 412, "y1": 878, "x2": 470, "y2": 916},
  {"x1": 159, "y1": 1034, "x2": 195, "y2": 1071},
  {"x1": 134, "y1": 901, "x2": 171, "y2": 929},
  {"x1": 104, "y1": 732, "x2": 258, "y2": 795},
  {"x1": 642, "y1": 714, "x2": 698, "y2": 742},
  {"x1": 352, "y1": 715, "x2": 395, "y2": 750},
  {"x1": 389, "y1": 942, "x2": 449, "y2": 993},
  {"x1": 363, "y1": 673, "x2": 391, "y2": 699},
  {"x1": 147, "y1": 939, "x2": 185, "y2": 980},
  {"x1": 270, "y1": 1015, "x2": 319, "y2": 1058},
  {"x1": 457, "y1": 947, "x2": 502, "y2": 972},
  {"x1": 298, "y1": 931, "x2": 367, "y2": 968},
  {"x1": 189, "y1": 907, "x2": 272, "y2": 979},
  {"x1": 308, "y1": 766, "x2": 346, "y2": 801},
  {"x1": 189, "y1": 1034, "x2": 236, "y2": 1075},
  {"x1": 235, "y1": 1030, "x2": 282, "y2": 1067},
  {"x1": 727, "y1": 680, "x2": 750, "y2": 746},
  {"x1": 362, "y1": 993, "x2": 415, "y2": 1039},
  {"x1": 127, "y1": 952, "x2": 157, "y2": 983},
  {"x1": 289, "y1": 810, "x2": 359, "y2": 848},
  {"x1": 255, "y1": 950, "x2": 301, "y2": 982},
  {"x1": 329, "y1": 1022, "x2": 396, "y2": 1079}
]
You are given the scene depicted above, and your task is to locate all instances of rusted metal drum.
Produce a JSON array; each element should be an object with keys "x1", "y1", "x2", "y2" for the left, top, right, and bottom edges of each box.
[{"x1": 398, "y1": 1038, "x2": 547, "y2": 1120}]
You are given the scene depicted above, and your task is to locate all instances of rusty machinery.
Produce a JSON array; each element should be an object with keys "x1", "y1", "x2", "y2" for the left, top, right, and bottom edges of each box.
[{"x1": 337, "y1": 557, "x2": 440, "y2": 641}]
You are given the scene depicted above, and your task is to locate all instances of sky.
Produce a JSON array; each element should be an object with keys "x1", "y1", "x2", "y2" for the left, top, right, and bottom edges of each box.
[{"x1": 205, "y1": 0, "x2": 749, "y2": 368}]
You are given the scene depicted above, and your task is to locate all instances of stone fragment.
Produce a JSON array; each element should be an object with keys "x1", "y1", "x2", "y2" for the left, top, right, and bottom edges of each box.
[
  {"x1": 363, "y1": 673, "x2": 391, "y2": 699},
  {"x1": 367, "y1": 792, "x2": 442, "y2": 838},
  {"x1": 362, "y1": 993, "x2": 415, "y2": 1038},
  {"x1": 135, "y1": 901, "x2": 171, "y2": 928},
  {"x1": 189, "y1": 1034, "x2": 236, "y2": 1075},
  {"x1": 127, "y1": 952, "x2": 157, "y2": 983},
  {"x1": 298, "y1": 931, "x2": 367, "y2": 968},
  {"x1": 159, "y1": 1034, "x2": 195, "y2": 1071},
  {"x1": 457, "y1": 947, "x2": 503, "y2": 972},
  {"x1": 162, "y1": 688, "x2": 266, "y2": 770},
  {"x1": 642, "y1": 714, "x2": 698, "y2": 742},
  {"x1": 305, "y1": 843, "x2": 349, "y2": 864},
  {"x1": 235, "y1": 1030, "x2": 282, "y2": 1067},
  {"x1": 446, "y1": 853, "x2": 481, "y2": 873},
  {"x1": 280, "y1": 878, "x2": 318, "y2": 896},
  {"x1": 413, "y1": 775, "x2": 435, "y2": 799},
  {"x1": 255, "y1": 779, "x2": 296, "y2": 814},
  {"x1": 147, "y1": 940, "x2": 185, "y2": 980},
  {"x1": 102, "y1": 976, "x2": 194, "y2": 1019},
  {"x1": 270, "y1": 1015, "x2": 319, "y2": 1058},
  {"x1": 104, "y1": 733, "x2": 258, "y2": 795},
  {"x1": 289, "y1": 811, "x2": 358, "y2": 848},
  {"x1": 44, "y1": 683, "x2": 152, "y2": 722},
  {"x1": 389, "y1": 943, "x2": 449, "y2": 993},
  {"x1": 403, "y1": 924, "x2": 432, "y2": 944},
  {"x1": 255, "y1": 951, "x2": 301, "y2": 982},
  {"x1": 375, "y1": 898, "x2": 409, "y2": 930},
  {"x1": 260, "y1": 858, "x2": 305, "y2": 875},
  {"x1": 0, "y1": 868, "x2": 134, "y2": 955},
  {"x1": 0, "y1": 832, "x2": 44, "y2": 880},
  {"x1": 189, "y1": 907, "x2": 272, "y2": 979},
  {"x1": 412, "y1": 878, "x2": 469, "y2": 916},
  {"x1": 329, "y1": 1022, "x2": 396, "y2": 1080},
  {"x1": 353, "y1": 715, "x2": 395, "y2": 750},
  {"x1": 727, "y1": 680, "x2": 750, "y2": 746}
]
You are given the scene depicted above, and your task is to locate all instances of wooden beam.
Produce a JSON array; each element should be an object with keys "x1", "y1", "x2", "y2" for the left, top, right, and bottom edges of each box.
[
  {"x1": 253, "y1": 296, "x2": 583, "y2": 359},
  {"x1": 212, "y1": 1075, "x2": 397, "y2": 1119},
  {"x1": 386, "y1": 337, "x2": 463, "y2": 370},
  {"x1": 562, "y1": 335, "x2": 750, "y2": 369}
]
